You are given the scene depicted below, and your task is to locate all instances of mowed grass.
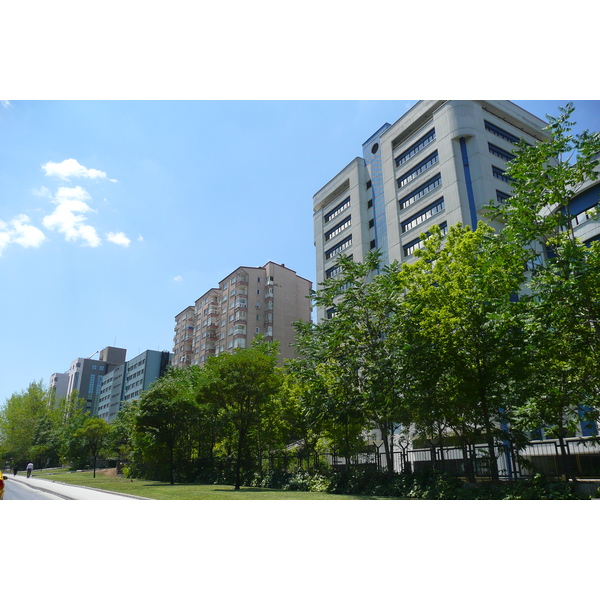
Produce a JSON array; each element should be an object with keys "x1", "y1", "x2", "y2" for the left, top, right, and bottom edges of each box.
[{"x1": 32, "y1": 468, "x2": 386, "y2": 500}]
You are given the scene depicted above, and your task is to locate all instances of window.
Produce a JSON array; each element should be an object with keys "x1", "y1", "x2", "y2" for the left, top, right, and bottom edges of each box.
[
  {"x1": 399, "y1": 174, "x2": 442, "y2": 211},
  {"x1": 496, "y1": 190, "x2": 510, "y2": 203},
  {"x1": 395, "y1": 129, "x2": 436, "y2": 167},
  {"x1": 401, "y1": 198, "x2": 445, "y2": 233},
  {"x1": 570, "y1": 204, "x2": 599, "y2": 229},
  {"x1": 326, "y1": 264, "x2": 342, "y2": 279},
  {"x1": 324, "y1": 197, "x2": 351, "y2": 223},
  {"x1": 403, "y1": 222, "x2": 448, "y2": 257},
  {"x1": 397, "y1": 151, "x2": 438, "y2": 188},
  {"x1": 484, "y1": 120, "x2": 519, "y2": 144},
  {"x1": 369, "y1": 219, "x2": 374, "y2": 229},
  {"x1": 325, "y1": 216, "x2": 351, "y2": 241},
  {"x1": 325, "y1": 235, "x2": 352, "y2": 260},
  {"x1": 488, "y1": 143, "x2": 514, "y2": 162},
  {"x1": 367, "y1": 199, "x2": 373, "y2": 209},
  {"x1": 492, "y1": 166, "x2": 512, "y2": 183},
  {"x1": 370, "y1": 240, "x2": 376, "y2": 249},
  {"x1": 366, "y1": 180, "x2": 372, "y2": 189}
]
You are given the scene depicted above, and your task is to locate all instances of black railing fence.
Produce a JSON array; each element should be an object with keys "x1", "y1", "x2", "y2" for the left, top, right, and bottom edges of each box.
[{"x1": 311, "y1": 437, "x2": 600, "y2": 481}]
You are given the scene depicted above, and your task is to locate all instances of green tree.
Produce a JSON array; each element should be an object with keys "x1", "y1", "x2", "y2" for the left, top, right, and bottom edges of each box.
[
  {"x1": 106, "y1": 400, "x2": 138, "y2": 474},
  {"x1": 74, "y1": 417, "x2": 111, "y2": 478},
  {"x1": 399, "y1": 223, "x2": 529, "y2": 480},
  {"x1": 292, "y1": 251, "x2": 414, "y2": 475},
  {"x1": 0, "y1": 381, "x2": 52, "y2": 468},
  {"x1": 197, "y1": 342, "x2": 282, "y2": 490},
  {"x1": 488, "y1": 103, "x2": 600, "y2": 478},
  {"x1": 135, "y1": 368, "x2": 201, "y2": 485}
]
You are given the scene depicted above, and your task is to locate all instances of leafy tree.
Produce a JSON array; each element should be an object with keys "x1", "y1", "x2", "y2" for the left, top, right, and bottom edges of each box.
[
  {"x1": 197, "y1": 342, "x2": 282, "y2": 490},
  {"x1": 292, "y1": 251, "x2": 413, "y2": 475},
  {"x1": 107, "y1": 400, "x2": 138, "y2": 473},
  {"x1": 74, "y1": 417, "x2": 111, "y2": 478},
  {"x1": 399, "y1": 223, "x2": 529, "y2": 480},
  {"x1": 488, "y1": 103, "x2": 600, "y2": 478},
  {"x1": 135, "y1": 368, "x2": 201, "y2": 485},
  {"x1": 0, "y1": 381, "x2": 52, "y2": 468}
]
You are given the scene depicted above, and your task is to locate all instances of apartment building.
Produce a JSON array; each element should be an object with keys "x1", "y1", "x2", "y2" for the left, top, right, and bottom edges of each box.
[
  {"x1": 172, "y1": 261, "x2": 312, "y2": 367},
  {"x1": 313, "y1": 100, "x2": 549, "y2": 322}
]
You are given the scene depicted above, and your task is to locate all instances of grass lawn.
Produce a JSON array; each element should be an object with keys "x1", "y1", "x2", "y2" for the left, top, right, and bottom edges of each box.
[{"x1": 32, "y1": 468, "x2": 387, "y2": 500}]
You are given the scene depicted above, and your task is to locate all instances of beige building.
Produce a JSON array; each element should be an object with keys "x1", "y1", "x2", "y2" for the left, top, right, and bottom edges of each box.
[{"x1": 172, "y1": 262, "x2": 312, "y2": 367}]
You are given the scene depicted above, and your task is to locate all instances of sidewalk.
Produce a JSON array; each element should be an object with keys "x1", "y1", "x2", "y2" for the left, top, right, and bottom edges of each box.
[{"x1": 10, "y1": 473, "x2": 150, "y2": 500}]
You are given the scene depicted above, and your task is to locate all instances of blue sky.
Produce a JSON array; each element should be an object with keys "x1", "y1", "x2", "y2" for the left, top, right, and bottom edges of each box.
[{"x1": 1, "y1": 99, "x2": 599, "y2": 405}]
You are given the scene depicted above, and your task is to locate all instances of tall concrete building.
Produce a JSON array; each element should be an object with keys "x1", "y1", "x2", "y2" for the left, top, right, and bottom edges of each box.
[
  {"x1": 172, "y1": 261, "x2": 312, "y2": 367},
  {"x1": 313, "y1": 100, "x2": 549, "y2": 322}
]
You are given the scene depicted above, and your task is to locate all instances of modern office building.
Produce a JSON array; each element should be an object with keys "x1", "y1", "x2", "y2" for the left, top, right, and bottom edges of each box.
[
  {"x1": 313, "y1": 100, "x2": 549, "y2": 322},
  {"x1": 50, "y1": 346, "x2": 171, "y2": 422},
  {"x1": 172, "y1": 261, "x2": 312, "y2": 367},
  {"x1": 96, "y1": 349, "x2": 172, "y2": 423},
  {"x1": 57, "y1": 346, "x2": 127, "y2": 415}
]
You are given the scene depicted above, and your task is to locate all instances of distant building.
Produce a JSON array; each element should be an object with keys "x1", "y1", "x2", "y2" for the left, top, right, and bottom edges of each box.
[
  {"x1": 172, "y1": 261, "x2": 312, "y2": 367},
  {"x1": 49, "y1": 372, "x2": 69, "y2": 405},
  {"x1": 97, "y1": 349, "x2": 172, "y2": 423},
  {"x1": 50, "y1": 346, "x2": 171, "y2": 422},
  {"x1": 62, "y1": 346, "x2": 127, "y2": 415}
]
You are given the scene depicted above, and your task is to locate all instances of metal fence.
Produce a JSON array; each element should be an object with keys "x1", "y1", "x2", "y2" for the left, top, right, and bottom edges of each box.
[{"x1": 315, "y1": 436, "x2": 600, "y2": 481}]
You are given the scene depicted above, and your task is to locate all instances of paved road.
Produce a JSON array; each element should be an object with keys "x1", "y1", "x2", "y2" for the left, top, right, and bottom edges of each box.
[
  {"x1": 3, "y1": 474, "x2": 149, "y2": 500},
  {"x1": 3, "y1": 478, "x2": 61, "y2": 500}
]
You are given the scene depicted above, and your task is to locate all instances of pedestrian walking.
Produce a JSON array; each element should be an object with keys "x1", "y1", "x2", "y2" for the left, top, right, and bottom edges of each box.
[
  {"x1": 26, "y1": 462, "x2": 33, "y2": 478},
  {"x1": 13, "y1": 466, "x2": 18, "y2": 477}
]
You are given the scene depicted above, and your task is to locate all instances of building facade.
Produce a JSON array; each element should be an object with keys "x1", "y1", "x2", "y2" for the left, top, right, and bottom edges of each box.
[
  {"x1": 172, "y1": 261, "x2": 312, "y2": 367},
  {"x1": 313, "y1": 100, "x2": 549, "y2": 322}
]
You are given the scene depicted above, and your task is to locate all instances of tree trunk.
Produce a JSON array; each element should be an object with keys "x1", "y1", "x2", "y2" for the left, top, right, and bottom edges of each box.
[
  {"x1": 169, "y1": 443, "x2": 175, "y2": 485},
  {"x1": 234, "y1": 429, "x2": 246, "y2": 490}
]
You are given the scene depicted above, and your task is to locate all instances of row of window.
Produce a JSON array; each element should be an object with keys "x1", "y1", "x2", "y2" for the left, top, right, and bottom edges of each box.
[
  {"x1": 488, "y1": 142, "x2": 514, "y2": 162},
  {"x1": 324, "y1": 196, "x2": 350, "y2": 223},
  {"x1": 403, "y1": 222, "x2": 448, "y2": 257},
  {"x1": 484, "y1": 120, "x2": 519, "y2": 144},
  {"x1": 325, "y1": 215, "x2": 351, "y2": 241},
  {"x1": 395, "y1": 129, "x2": 436, "y2": 167},
  {"x1": 401, "y1": 198, "x2": 445, "y2": 233},
  {"x1": 397, "y1": 151, "x2": 439, "y2": 188},
  {"x1": 399, "y1": 173, "x2": 442, "y2": 211},
  {"x1": 492, "y1": 165, "x2": 512, "y2": 183},
  {"x1": 325, "y1": 235, "x2": 352, "y2": 260}
]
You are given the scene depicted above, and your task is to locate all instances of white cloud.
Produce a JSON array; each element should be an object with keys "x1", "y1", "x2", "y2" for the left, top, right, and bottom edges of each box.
[
  {"x1": 106, "y1": 231, "x2": 131, "y2": 247},
  {"x1": 173, "y1": 275, "x2": 183, "y2": 282},
  {"x1": 137, "y1": 234, "x2": 144, "y2": 242},
  {"x1": 0, "y1": 215, "x2": 46, "y2": 256},
  {"x1": 42, "y1": 186, "x2": 101, "y2": 247},
  {"x1": 42, "y1": 158, "x2": 117, "y2": 183},
  {"x1": 1, "y1": 100, "x2": 11, "y2": 108},
  {"x1": 32, "y1": 186, "x2": 53, "y2": 198}
]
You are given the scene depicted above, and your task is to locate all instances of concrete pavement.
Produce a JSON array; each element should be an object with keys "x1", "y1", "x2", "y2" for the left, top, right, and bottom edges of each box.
[{"x1": 9, "y1": 473, "x2": 150, "y2": 500}]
